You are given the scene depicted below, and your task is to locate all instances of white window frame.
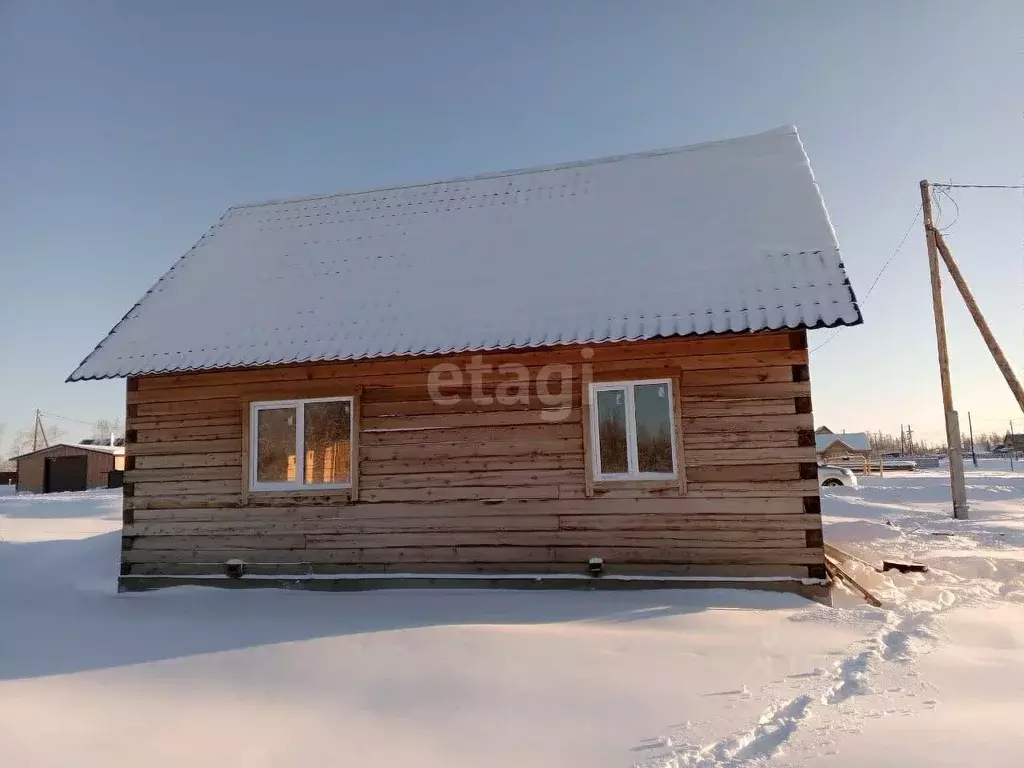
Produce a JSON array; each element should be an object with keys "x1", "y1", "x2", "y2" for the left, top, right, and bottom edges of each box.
[
  {"x1": 249, "y1": 395, "x2": 354, "y2": 492},
  {"x1": 588, "y1": 379, "x2": 678, "y2": 481}
]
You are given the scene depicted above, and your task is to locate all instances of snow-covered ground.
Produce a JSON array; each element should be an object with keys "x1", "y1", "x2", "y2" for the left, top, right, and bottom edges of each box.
[{"x1": 1, "y1": 463, "x2": 1022, "y2": 767}]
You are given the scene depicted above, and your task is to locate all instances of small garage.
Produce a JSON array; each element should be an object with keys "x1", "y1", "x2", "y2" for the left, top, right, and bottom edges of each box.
[{"x1": 10, "y1": 444, "x2": 123, "y2": 494}]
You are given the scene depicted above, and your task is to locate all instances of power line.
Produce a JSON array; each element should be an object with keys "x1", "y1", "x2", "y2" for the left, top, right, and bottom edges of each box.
[
  {"x1": 39, "y1": 411, "x2": 104, "y2": 427},
  {"x1": 813, "y1": 203, "x2": 923, "y2": 352},
  {"x1": 931, "y1": 183, "x2": 1024, "y2": 190},
  {"x1": 934, "y1": 185, "x2": 960, "y2": 233}
]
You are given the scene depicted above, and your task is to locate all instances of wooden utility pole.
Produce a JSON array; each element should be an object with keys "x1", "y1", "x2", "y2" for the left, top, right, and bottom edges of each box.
[
  {"x1": 1010, "y1": 420, "x2": 1016, "y2": 471},
  {"x1": 968, "y1": 411, "x2": 978, "y2": 467},
  {"x1": 921, "y1": 180, "x2": 969, "y2": 519},
  {"x1": 934, "y1": 232, "x2": 1024, "y2": 414},
  {"x1": 31, "y1": 409, "x2": 50, "y2": 451}
]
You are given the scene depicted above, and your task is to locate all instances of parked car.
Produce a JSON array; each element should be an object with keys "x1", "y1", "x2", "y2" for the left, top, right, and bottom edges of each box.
[{"x1": 818, "y1": 463, "x2": 858, "y2": 488}]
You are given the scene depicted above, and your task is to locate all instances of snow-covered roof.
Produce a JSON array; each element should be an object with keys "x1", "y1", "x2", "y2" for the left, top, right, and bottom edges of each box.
[
  {"x1": 10, "y1": 443, "x2": 125, "y2": 462},
  {"x1": 815, "y1": 432, "x2": 871, "y2": 454},
  {"x1": 68, "y1": 126, "x2": 861, "y2": 381}
]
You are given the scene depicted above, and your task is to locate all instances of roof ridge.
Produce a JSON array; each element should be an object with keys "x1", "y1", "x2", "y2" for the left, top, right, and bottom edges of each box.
[{"x1": 228, "y1": 125, "x2": 797, "y2": 212}]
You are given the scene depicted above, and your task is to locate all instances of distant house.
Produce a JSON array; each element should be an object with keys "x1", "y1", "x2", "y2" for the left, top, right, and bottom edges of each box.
[
  {"x1": 0, "y1": 460, "x2": 16, "y2": 487},
  {"x1": 67, "y1": 126, "x2": 862, "y2": 596},
  {"x1": 1003, "y1": 433, "x2": 1024, "y2": 451},
  {"x1": 10, "y1": 444, "x2": 125, "y2": 493},
  {"x1": 815, "y1": 426, "x2": 872, "y2": 468}
]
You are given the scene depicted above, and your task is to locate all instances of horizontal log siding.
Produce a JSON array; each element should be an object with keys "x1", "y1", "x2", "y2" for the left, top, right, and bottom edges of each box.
[{"x1": 121, "y1": 331, "x2": 823, "y2": 580}]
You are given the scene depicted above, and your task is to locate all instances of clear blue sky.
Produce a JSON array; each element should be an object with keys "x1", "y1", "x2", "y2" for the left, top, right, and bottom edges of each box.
[{"x1": 2, "y1": 0, "x2": 1022, "y2": 450}]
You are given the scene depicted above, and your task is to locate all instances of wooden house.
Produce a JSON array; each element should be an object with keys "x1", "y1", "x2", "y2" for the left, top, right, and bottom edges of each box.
[
  {"x1": 68, "y1": 127, "x2": 862, "y2": 596},
  {"x1": 815, "y1": 426, "x2": 872, "y2": 469},
  {"x1": 11, "y1": 444, "x2": 124, "y2": 493}
]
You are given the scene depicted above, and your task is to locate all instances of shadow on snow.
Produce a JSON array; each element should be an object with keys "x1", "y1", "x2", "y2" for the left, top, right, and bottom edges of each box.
[{"x1": 0, "y1": 529, "x2": 807, "y2": 681}]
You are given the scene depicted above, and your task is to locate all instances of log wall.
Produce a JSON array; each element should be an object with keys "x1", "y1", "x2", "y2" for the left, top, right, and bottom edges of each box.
[{"x1": 120, "y1": 331, "x2": 825, "y2": 583}]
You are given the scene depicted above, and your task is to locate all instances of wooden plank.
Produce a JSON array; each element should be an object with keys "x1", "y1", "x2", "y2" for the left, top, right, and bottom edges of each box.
[
  {"x1": 127, "y1": 495, "x2": 250, "y2": 510},
  {"x1": 360, "y1": 438, "x2": 582, "y2": 462},
  {"x1": 360, "y1": 469, "x2": 584, "y2": 489},
  {"x1": 134, "y1": 453, "x2": 242, "y2": 470},
  {"x1": 136, "y1": 398, "x2": 241, "y2": 417},
  {"x1": 130, "y1": 535, "x2": 308, "y2": 550},
  {"x1": 124, "y1": 495, "x2": 807, "y2": 519},
  {"x1": 239, "y1": 398, "x2": 250, "y2": 505},
  {"x1": 123, "y1": 545, "x2": 825, "y2": 566},
  {"x1": 587, "y1": 487, "x2": 682, "y2": 500},
  {"x1": 126, "y1": 531, "x2": 804, "y2": 553},
  {"x1": 124, "y1": 466, "x2": 242, "y2": 483},
  {"x1": 134, "y1": 333, "x2": 795, "y2": 393},
  {"x1": 126, "y1": 515, "x2": 564, "y2": 536},
  {"x1": 682, "y1": 413, "x2": 814, "y2": 434},
  {"x1": 580, "y1": 385, "x2": 595, "y2": 498},
  {"x1": 128, "y1": 438, "x2": 242, "y2": 456},
  {"x1": 679, "y1": 381, "x2": 810, "y2": 400},
  {"x1": 825, "y1": 555, "x2": 882, "y2": 607},
  {"x1": 129, "y1": 342, "x2": 803, "y2": 405},
  {"x1": 127, "y1": 506, "x2": 348, "y2": 523},
  {"x1": 362, "y1": 394, "x2": 581, "y2": 418},
  {"x1": 123, "y1": 561, "x2": 810, "y2": 579},
  {"x1": 686, "y1": 447, "x2": 815, "y2": 466},
  {"x1": 681, "y1": 431, "x2": 799, "y2": 448},
  {"x1": 360, "y1": 455, "x2": 585, "y2": 475},
  {"x1": 360, "y1": 423, "x2": 581, "y2": 446},
  {"x1": 350, "y1": 387, "x2": 361, "y2": 502},
  {"x1": 362, "y1": 408, "x2": 577, "y2": 431},
  {"x1": 131, "y1": 415, "x2": 242, "y2": 431},
  {"x1": 293, "y1": 531, "x2": 806, "y2": 549},
  {"x1": 681, "y1": 401, "x2": 796, "y2": 418},
  {"x1": 129, "y1": 379, "x2": 360, "y2": 405},
  {"x1": 682, "y1": 366, "x2": 796, "y2": 387},
  {"x1": 359, "y1": 486, "x2": 566, "y2": 503},
  {"x1": 559, "y1": 513, "x2": 820, "y2": 532},
  {"x1": 599, "y1": 349, "x2": 807, "y2": 374},
  {"x1": 687, "y1": 464, "x2": 802, "y2": 483},
  {"x1": 363, "y1": 383, "x2": 581, "y2": 405},
  {"x1": 687, "y1": 479, "x2": 819, "y2": 496},
  {"x1": 672, "y1": 374, "x2": 687, "y2": 495},
  {"x1": 125, "y1": 513, "x2": 821, "y2": 537},
  {"x1": 134, "y1": 480, "x2": 243, "y2": 497},
  {"x1": 135, "y1": 424, "x2": 240, "y2": 442}
]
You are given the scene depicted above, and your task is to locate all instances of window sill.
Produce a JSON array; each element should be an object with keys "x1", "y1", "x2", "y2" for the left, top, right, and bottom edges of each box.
[
  {"x1": 249, "y1": 485, "x2": 352, "y2": 494},
  {"x1": 592, "y1": 477, "x2": 680, "y2": 492},
  {"x1": 594, "y1": 474, "x2": 677, "y2": 484}
]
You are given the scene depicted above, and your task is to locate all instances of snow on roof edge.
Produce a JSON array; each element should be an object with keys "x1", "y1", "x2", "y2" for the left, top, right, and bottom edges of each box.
[
  {"x1": 68, "y1": 125, "x2": 863, "y2": 382},
  {"x1": 68, "y1": 315, "x2": 862, "y2": 382},
  {"x1": 9, "y1": 443, "x2": 124, "y2": 462}
]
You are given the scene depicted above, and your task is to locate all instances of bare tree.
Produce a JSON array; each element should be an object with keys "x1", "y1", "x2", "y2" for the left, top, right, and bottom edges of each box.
[
  {"x1": 92, "y1": 418, "x2": 124, "y2": 444},
  {"x1": 7, "y1": 421, "x2": 66, "y2": 456}
]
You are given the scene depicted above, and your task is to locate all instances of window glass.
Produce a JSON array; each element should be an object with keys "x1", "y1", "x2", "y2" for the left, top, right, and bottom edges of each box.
[
  {"x1": 633, "y1": 382, "x2": 674, "y2": 473},
  {"x1": 304, "y1": 400, "x2": 352, "y2": 485},
  {"x1": 256, "y1": 407, "x2": 297, "y2": 483},
  {"x1": 595, "y1": 389, "x2": 628, "y2": 474}
]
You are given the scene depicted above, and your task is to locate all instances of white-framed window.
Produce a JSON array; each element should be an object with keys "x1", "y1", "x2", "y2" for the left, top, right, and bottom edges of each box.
[
  {"x1": 589, "y1": 379, "x2": 678, "y2": 480},
  {"x1": 249, "y1": 396, "x2": 354, "y2": 492}
]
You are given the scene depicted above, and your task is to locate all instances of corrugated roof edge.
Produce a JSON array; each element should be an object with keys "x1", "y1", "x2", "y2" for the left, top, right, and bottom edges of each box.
[
  {"x1": 67, "y1": 316, "x2": 863, "y2": 382},
  {"x1": 792, "y1": 130, "x2": 863, "y2": 329},
  {"x1": 65, "y1": 212, "x2": 231, "y2": 384},
  {"x1": 227, "y1": 125, "x2": 800, "y2": 211}
]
